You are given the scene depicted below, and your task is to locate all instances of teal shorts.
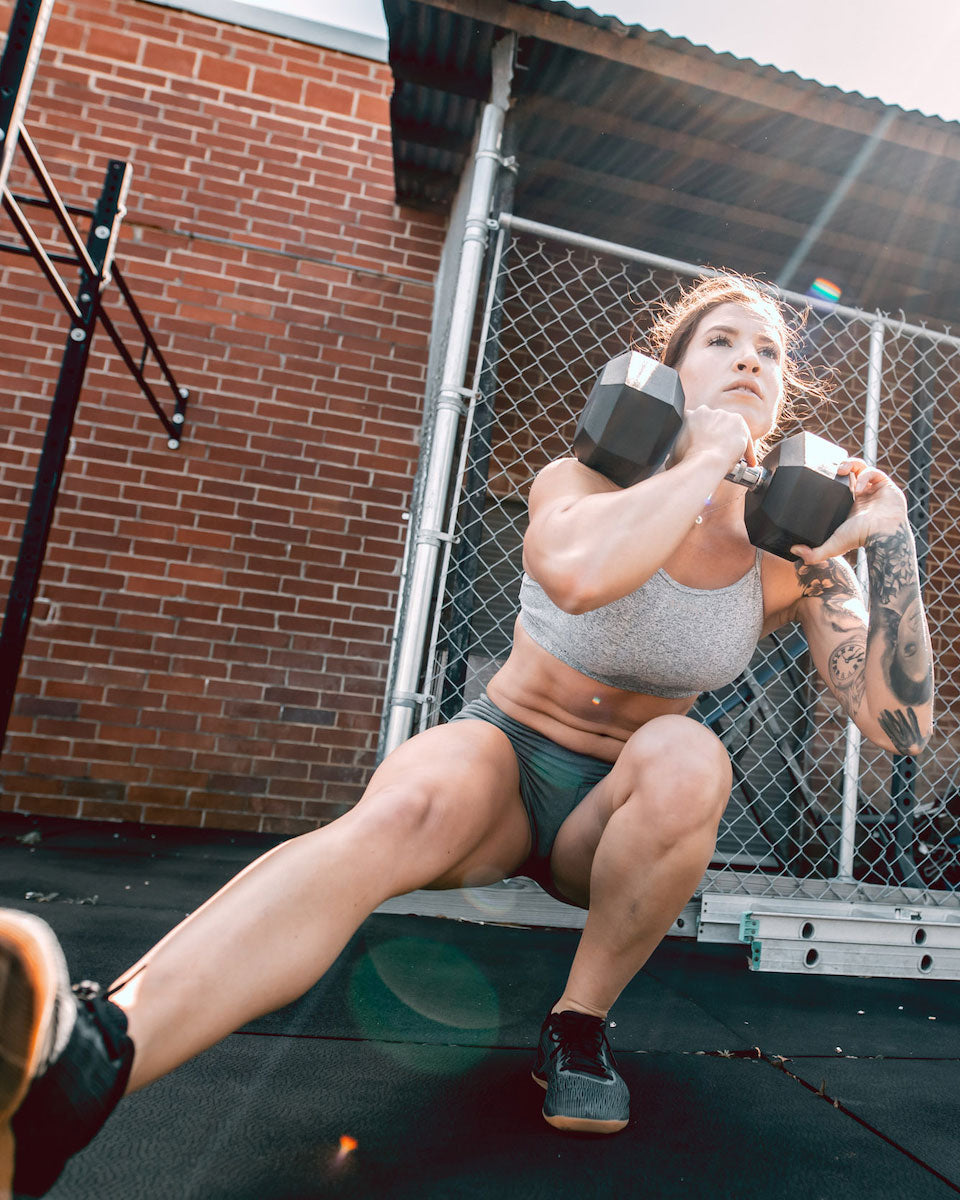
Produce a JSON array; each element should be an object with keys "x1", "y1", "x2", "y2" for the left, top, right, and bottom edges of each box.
[{"x1": 449, "y1": 692, "x2": 612, "y2": 889}]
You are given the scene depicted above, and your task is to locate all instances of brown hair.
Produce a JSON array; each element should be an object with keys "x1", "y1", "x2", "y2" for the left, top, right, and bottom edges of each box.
[{"x1": 642, "y1": 272, "x2": 828, "y2": 455}]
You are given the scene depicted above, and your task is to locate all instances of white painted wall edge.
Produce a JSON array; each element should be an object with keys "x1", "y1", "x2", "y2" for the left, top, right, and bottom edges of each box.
[{"x1": 141, "y1": 0, "x2": 389, "y2": 61}]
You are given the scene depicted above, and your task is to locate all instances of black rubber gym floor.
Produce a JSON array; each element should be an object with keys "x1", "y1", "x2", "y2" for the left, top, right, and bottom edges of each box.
[{"x1": 3, "y1": 813, "x2": 959, "y2": 1199}]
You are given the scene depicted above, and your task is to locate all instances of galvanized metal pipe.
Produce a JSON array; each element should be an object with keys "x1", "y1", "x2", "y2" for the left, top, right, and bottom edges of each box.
[
  {"x1": 384, "y1": 41, "x2": 513, "y2": 755},
  {"x1": 422, "y1": 225, "x2": 510, "y2": 733},
  {"x1": 837, "y1": 318, "x2": 884, "y2": 880}
]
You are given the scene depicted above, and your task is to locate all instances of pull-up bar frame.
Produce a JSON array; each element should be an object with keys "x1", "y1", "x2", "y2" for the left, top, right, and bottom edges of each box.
[{"x1": 0, "y1": 0, "x2": 192, "y2": 754}]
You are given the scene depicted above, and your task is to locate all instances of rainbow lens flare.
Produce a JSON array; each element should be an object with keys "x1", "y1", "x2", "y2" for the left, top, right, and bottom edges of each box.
[{"x1": 808, "y1": 277, "x2": 842, "y2": 303}]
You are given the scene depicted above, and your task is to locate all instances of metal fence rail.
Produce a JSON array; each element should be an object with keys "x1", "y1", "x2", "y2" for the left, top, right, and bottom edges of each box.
[{"x1": 401, "y1": 214, "x2": 960, "y2": 909}]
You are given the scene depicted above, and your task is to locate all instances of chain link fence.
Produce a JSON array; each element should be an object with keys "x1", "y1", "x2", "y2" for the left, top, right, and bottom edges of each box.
[{"x1": 401, "y1": 216, "x2": 960, "y2": 907}]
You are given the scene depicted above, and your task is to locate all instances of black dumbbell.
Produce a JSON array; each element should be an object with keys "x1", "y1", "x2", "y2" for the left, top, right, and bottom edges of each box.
[{"x1": 573, "y1": 349, "x2": 854, "y2": 561}]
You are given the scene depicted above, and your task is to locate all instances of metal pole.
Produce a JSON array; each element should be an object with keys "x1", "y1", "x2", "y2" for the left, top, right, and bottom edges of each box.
[
  {"x1": 0, "y1": 160, "x2": 130, "y2": 752},
  {"x1": 888, "y1": 338, "x2": 935, "y2": 887},
  {"x1": 383, "y1": 36, "x2": 514, "y2": 756},
  {"x1": 439, "y1": 118, "x2": 518, "y2": 721},
  {"x1": 436, "y1": 234, "x2": 505, "y2": 721},
  {"x1": 837, "y1": 317, "x2": 884, "y2": 881}
]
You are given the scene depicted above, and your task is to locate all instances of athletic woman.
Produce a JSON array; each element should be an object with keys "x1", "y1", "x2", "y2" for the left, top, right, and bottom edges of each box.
[{"x1": 0, "y1": 274, "x2": 934, "y2": 1197}]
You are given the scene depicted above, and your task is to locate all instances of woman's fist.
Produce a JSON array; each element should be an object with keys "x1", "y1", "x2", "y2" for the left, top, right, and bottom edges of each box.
[{"x1": 672, "y1": 405, "x2": 757, "y2": 471}]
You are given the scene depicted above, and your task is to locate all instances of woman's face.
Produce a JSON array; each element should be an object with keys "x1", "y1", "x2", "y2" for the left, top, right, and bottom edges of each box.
[{"x1": 676, "y1": 302, "x2": 785, "y2": 442}]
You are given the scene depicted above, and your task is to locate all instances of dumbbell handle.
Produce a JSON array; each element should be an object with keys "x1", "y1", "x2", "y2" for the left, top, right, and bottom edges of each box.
[{"x1": 724, "y1": 461, "x2": 770, "y2": 491}]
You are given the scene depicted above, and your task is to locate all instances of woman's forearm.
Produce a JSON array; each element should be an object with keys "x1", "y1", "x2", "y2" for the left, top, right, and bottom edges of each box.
[{"x1": 862, "y1": 522, "x2": 934, "y2": 754}]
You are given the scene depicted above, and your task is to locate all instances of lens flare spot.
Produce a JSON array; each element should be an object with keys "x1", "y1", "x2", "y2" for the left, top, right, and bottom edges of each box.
[
  {"x1": 348, "y1": 936, "x2": 499, "y2": 1074},
  {"x1": 330, "y1": 1133, "x2": 359, "y2": 1172},
  {"x1": 591, "y1": 695, "x2": 600, "y2": 706},
  {"x1": 366, "y1": 937, "x2": 498, "y2": 1028}
]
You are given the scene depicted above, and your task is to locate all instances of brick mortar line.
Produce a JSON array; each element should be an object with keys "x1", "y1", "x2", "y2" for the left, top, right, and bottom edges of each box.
[{"x1": 128, "y1": 222, "x2": 435, "y2": 290}]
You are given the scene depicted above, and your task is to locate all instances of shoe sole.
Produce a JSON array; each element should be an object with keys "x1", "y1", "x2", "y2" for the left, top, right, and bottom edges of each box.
[
  {"x1": 0, "y1": 911, "x2": 63, "y2": 1200},
  {"x1": 531, "y1": 1070, "x2": 628, "y2": 1134}
]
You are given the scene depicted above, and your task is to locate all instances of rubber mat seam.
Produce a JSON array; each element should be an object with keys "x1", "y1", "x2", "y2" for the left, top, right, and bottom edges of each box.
[{"x1": 760, "y1": 1052, "x2": 960, "y2": 1193}]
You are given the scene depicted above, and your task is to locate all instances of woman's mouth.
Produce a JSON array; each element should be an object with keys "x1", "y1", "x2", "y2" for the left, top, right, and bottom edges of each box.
[{"x1": 724, "y1": 382, "x2": 762, "y2": 399}]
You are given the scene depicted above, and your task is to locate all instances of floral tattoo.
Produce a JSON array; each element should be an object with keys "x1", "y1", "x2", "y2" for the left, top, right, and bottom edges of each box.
[
  {"x1": 797, "y1": 557, "x2": 867, "y2": 718},
  {"x1": 865, "y1": 525, "x2": 917, "y2": 606}
]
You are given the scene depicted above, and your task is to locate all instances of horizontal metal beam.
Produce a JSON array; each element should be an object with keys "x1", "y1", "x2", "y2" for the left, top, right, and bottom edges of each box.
[
  {"x1": 17, "y1": 127, "x2": 98, "y2": 277},
  {"x1": 500, "y1": 214, "x2": 960, "y2": 349},
  {"x1": 0, "y1": 238, "x2": 78, "y2": 266},
  {"x1": 0, "y1": 188, "x2": 80, "y2": 320}
]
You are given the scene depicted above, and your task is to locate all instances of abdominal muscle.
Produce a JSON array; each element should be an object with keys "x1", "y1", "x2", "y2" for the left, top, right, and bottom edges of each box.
[{"x1": 485, "y1": 619, "x2": 697, "y2": 763}]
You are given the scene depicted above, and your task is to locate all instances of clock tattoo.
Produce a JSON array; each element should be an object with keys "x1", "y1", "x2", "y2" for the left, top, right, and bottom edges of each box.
[{"x1": 829, "y1": 637, "x2": 867, "y2": 717}]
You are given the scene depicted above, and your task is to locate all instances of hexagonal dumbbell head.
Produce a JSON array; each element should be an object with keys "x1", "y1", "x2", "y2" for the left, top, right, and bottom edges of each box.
[
  {"x1": 744, "y1": 432, "x2": 854, "y2": 561},
  {"x1": 573, "y1": 350, "x2": 684, "y2": 488}
]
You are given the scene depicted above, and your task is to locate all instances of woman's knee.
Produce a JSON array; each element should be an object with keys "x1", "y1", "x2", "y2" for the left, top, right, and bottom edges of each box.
[
  {"x1": 349, "y1": 781, "x2": 448, "y2": 847},
  {"x1": 615, "y1": 716, "x2": 731, "y2": 841}
]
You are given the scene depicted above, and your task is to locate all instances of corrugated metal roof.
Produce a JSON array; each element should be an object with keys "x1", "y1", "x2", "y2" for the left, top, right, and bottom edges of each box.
[
  {"x1": 517, "y1": 0, "x2": 955, "y2": 128},
  {"x1": 384, "y1": 0, "x2": 960, "y2": 324}
]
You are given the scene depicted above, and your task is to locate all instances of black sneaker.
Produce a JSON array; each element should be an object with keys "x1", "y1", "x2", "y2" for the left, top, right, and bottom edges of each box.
[
  {"x1": 532, "y1": 1009, "x2": 629, "y2": 1133},
  {"x1": 0, "y1": 909, "x2": 134, "y2": 1198}
]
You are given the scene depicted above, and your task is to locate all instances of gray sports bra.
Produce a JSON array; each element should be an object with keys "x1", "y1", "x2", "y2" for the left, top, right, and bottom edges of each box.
[{"x1": 518, "y1": 549, "x2": 765, "y2": 698}]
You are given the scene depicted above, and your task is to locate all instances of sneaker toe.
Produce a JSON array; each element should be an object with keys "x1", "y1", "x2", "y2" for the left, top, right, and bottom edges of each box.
[{"x1": 543, "y1": 1071, "x2": 629, "y2": 1133}]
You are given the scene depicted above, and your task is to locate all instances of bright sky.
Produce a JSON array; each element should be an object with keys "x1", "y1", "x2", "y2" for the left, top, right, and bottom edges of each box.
[{"x1": 313, "y1": 0, "x2": 960, "y2": 124}]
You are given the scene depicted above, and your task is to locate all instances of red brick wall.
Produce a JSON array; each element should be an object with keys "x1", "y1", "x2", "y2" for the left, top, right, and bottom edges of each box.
[{"x1": 0, "y1": 0, "x2": 445, "y2": 832}]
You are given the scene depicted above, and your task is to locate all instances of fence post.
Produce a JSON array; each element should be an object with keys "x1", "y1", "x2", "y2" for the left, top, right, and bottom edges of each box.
[
  {"x1": 438, "y1": 136, "x2": 517, "y2": 721},
  {"x1": 886, "y1": 338, "x2": 936, "y2": 886},
  {"x1": 383, "y1": 35, "x2": 515, "y2": 755},
  {"x1": 836, "y1": 319, "x2": 884, "y2": 880}
]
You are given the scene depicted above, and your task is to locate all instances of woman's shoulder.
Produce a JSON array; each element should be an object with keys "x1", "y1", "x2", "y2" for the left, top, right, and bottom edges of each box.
[{"x1": 529, "y1": 456, "x2": 617, "y2": 504}]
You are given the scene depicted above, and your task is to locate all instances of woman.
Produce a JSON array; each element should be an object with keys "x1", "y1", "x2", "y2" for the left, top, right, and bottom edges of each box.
[{"x1": 0, "y1": 274, "x2": 934, "y2": 1196}]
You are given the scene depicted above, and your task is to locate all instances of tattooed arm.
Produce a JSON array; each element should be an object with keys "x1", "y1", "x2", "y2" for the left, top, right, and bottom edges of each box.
[
  {"x1": 861, "y1": 524, "x2": 933, "y2": 752},
  {"x1": 790, "y1": 460, "x2": 934, "y2": 756}
]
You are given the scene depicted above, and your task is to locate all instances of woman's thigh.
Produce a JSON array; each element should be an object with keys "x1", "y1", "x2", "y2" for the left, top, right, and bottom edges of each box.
[
  {"x1": 547, "y1": 715, "x2": 732, "y2": 907},
  {"x1": 347, "y1": 717, "x2": 533, "y2": 892}
]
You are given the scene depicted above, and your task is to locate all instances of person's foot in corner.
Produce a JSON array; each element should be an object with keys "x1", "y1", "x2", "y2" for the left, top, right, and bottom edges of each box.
[{"x1": 0, "y1": 909, "x2": 134, "y2": 1199}]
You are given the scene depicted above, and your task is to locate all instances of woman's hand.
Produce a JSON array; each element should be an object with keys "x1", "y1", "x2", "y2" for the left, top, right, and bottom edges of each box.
[
  {"x1": 671, "y1": 405, "x2": 757, "y2": 471},
  {"x1": 791, "y1": 458, "x2": 910, "y2": 564}
]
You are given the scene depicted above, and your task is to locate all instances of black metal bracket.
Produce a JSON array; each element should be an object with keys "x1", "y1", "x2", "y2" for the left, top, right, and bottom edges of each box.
[
  {"x1": 0, "y1": 0, "x2": 193, "y2": 754},
  {"x1": 0, "y1": 0, "x2": 53, "y2": 195},
  {"x1": 0, "y1": 128, "x2": 191, "y2": 446}
]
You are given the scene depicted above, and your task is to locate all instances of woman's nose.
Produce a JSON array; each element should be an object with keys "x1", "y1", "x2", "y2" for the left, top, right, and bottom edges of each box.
[{"x1": 736, "y1": 354, "x2": 760, "y2": 373}]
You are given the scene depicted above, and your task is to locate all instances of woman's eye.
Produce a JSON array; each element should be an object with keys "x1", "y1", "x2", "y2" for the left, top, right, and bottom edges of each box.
[
  {"x1": 708, "y1": 335, "x2": 730, "y2": 347},
  {"x1": 760, "y1": 345, "x2": 780, "y2": 360}
]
